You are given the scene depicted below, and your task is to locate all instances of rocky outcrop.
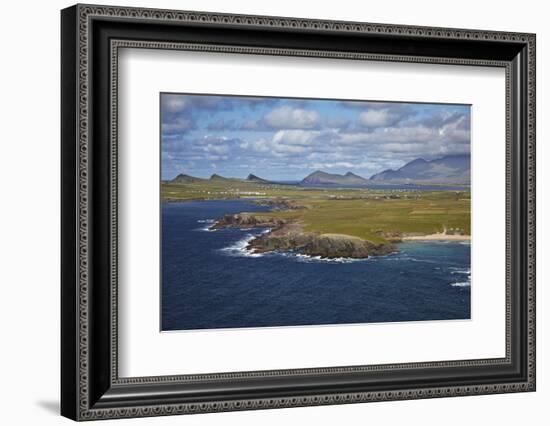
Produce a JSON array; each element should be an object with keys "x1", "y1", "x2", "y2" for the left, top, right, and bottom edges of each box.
[
  {"x1": 210, "y1": 213, "x2": 287, "y2": 230},
  {"x1": 374, "y1": 230, "x2": 404, "y2": 243},
  {"x1": 248, "y1": 229, "x2": 396, "y2": 259},
  {"x1": 212, "y1": 213, "x2": 396, "y2": 259}
]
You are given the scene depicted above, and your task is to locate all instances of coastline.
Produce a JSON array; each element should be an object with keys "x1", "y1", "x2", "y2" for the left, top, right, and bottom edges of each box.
[
  {"x1": 402, "y1": 233, "x2": 471, "y2": 242},
  {"x1": 172, "y1": 197, "x2": 471, "y2": 254},
  {"x1": 211, "y1": 214, "x2": 397, "y2": 259}
]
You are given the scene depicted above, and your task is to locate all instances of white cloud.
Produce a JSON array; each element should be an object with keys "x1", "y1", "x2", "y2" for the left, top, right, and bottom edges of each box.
[
  {"x1": 263, "y1": 106, "x2": 320, "y2": 129},
  {"x1": 311, "y1": 161, "x2": 355, "y2": 169},
  {"x1": 358, "y1": 109, "x2": 395, "y2": 127},
  {"x1": 240, "y1": 130, "x2": 317, "y2": 158},
  {"x1": 199, "y1": 135, "x2": 229, "y2": 145},
  {"x1": 309, "y1": 160, "x2": 376, "y2": 172},
  {"x1": 272, "y1": 129, "x2": 320, "y2": 146},
  {"x1": 204, "y1": 144, "x2": 229, "y2": 155}
]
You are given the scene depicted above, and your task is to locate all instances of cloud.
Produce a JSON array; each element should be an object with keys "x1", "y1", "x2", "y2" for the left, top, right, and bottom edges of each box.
[
  {"x1": 263, "y1": 106, "x2": 320, "y2": 129},
  {"x1": 240, "y1": 120, "x2": 260, "y2": 130},
  {"x1": 240, "y1": 130, "x2": 317, "y2": 157},
  {"x1": 206, "y1": 119, "x2": 235, "y2": 131},
  {"x1": 160, "y1": 94, "x2": 471, "y2": 180},
  {"x1": 162, "y1": 95, "x2": 188, "y2": 113},
  {"x1": 272, "y1": 129, "x2": 320, "y2": 146},
  {"x1": 162, "y1": 117, "x2": 194, "y2": 135},
  {"x1": 410, "y1": 110, "x2": 470, "y2": 130},
  {"x1": 359, "y1": 109, "x2": 397, "y2": 127},
  {"x1": 204, "y1": 144, "x2": 230, "y2": 155}
]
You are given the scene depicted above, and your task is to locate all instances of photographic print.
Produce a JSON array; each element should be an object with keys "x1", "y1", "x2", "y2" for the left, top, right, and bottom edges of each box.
[{"x1": 161, "y1": 93, "x2": 471, "y2": 331}]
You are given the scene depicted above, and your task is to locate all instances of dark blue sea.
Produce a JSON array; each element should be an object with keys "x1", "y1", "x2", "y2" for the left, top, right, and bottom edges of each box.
[{"x1": 162, "y1": 200, "x2": 471, "y2": 331}]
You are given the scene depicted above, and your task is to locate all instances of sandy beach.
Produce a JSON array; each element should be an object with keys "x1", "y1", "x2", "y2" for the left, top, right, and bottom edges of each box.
[{"x1": 402, "y1": 232, "x2": 471, "y2": 242}]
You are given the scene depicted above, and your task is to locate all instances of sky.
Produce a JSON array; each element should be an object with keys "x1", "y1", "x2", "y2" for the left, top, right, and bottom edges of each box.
[{"x1": 161, "y1": 93, "x2": 471, "y2": 181}]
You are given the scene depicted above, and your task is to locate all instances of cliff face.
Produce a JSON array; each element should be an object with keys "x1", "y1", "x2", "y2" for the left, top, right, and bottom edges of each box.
[
  {"x1": 248, "y1": 230, "x2": 396, "y2": 259},
  {"x1": 211, "y1": 212, "x2": 396, "y2": 259}
]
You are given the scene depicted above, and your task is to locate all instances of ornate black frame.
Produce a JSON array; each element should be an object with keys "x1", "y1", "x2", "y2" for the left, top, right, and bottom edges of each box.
[{"x1": 61, "y1": 4, "x2": 536, "y2": 421}]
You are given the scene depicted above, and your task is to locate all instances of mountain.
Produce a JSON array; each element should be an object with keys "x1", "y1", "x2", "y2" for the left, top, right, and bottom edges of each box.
[
  {"x1": 210, "y1": 173, "x2": 230, "y2": 181},
  {"x1": 170, "y1": 173, "x2": 204, "y2": 184},
  {"x1": 369, "y1": 154, "x2": 470, "y2": 184},
  {"x1": 246, "y1": 174, "x2": 270, "y2": 183},
  {"x1": 301, "y1": 170, "x2": 369, "y2": 185}
]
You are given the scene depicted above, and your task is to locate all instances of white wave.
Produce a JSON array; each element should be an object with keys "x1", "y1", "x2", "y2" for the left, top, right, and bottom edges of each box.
[
  {"x1": 219, "y1": 233, "x2": 264, "y2": 258},
  {"x1": 450, "y1": 267, "x2": 471, "y2": 275},
  {"x1": 291, "y1": 253, "x2": 368, "y2": 264},
  {"x1": 194, "y1": 219, "x2": 217, "y2": 232},
  {"x1": 195, "y1": 225, "x2": 216, "y2": 232},
  {"x1": 449, "y1": 267, "x2": 471, "y2": 287}
]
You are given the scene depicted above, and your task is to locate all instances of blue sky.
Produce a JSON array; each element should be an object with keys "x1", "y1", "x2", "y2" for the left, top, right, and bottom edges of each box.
[{"x1": 161, "y1": 93, "x2": 470, "y2": 181}]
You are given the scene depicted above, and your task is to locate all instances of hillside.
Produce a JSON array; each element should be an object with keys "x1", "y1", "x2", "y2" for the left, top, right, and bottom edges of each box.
[
  {"x1": 369, "y1": 154, "x2": 470, "y2": 184},
  {"x1": 301, "y1": 170, "x2": 368, "y2": 185}
]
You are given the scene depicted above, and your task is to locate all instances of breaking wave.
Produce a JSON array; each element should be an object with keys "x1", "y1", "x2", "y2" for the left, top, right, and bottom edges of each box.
[
  {"x1": 219, "y1": 231, "x2": 267, "y2": 258},
  {"x1": 449, "y1": 267, "x2": 471, "y2": 287},
  {"x1": 195, "y1": 219, "x2": 216, "y2": 232}
]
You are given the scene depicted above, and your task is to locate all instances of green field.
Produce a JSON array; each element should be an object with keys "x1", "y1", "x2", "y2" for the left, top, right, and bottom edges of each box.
[{"x1": 162, "y1": 180, "x2": 470, "y2": 244}]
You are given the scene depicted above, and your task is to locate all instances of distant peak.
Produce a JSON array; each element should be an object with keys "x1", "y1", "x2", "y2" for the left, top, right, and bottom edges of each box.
[
  {"x1": 170, "y1": 173, "x2": 203, "y2": 183},
  {"x1": 210, "y1": 173, "x2": 225, "y2": 180},
  {"x1": 301, "y1": 170, "x2": 367, "y2": 185},
  {"x1": 246, "y1": 174, "x2": 269, "y2": 182},
  {"x1": 368, "y1": 154, "x2": 470, "y2": 184},
  {"x1": 443, "y1": 153, "x2": 470, "y2": 158},
  {"x1": 408, "y1": 158, "x2": 428, "y2": 164}
]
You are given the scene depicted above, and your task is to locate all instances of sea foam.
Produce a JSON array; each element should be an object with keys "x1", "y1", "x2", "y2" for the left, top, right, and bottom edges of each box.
[
  {"x1": 220, "y1": 233, "x2": 264, "y2": 258},
  {"x1": 449, "y1": 267, "x2": 471, "y2": 287},
  {"x1": 195, "y1": 219, "x2": 216, "y2": 232},
  {"x1": 291, "y1": 253, "x2": 367, "y2": 264}
]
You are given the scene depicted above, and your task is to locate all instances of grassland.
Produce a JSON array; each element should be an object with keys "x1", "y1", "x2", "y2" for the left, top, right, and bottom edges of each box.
[{"x1": 162, "y1": 179, "x2": 470, "y2": 245}]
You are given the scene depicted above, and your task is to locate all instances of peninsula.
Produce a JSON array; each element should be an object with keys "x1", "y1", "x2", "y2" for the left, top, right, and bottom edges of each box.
[{"x1": 162, "y1": 169, "x2": 470, "y2": 259}]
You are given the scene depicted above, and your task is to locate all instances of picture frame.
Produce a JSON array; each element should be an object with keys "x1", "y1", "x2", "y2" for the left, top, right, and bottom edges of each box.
[{"x1": 61, "y1": 3, "x2": 536, "y2": 421}]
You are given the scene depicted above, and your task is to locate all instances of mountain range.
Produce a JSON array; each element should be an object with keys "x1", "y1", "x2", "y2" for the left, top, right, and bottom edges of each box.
[
  {"x1": 169, "y1": 154, "x2": 470, "y2": 186},
  {"x1": 369, "y1": 154, "x2": 470, "y2": 184},
  {"x1": 300, "y1": 170, "x2": 368, "y2": 185}
]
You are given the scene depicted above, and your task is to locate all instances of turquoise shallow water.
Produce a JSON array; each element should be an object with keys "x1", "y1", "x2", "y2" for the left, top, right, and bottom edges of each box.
[{"x1": 161, "y1": 200, "x2": 471, "y2": 331}]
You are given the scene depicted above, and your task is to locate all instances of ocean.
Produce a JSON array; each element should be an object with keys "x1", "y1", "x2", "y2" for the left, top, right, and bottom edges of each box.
[{"x1": 161, "y1": 200, "x2": 471, "y2": 331}]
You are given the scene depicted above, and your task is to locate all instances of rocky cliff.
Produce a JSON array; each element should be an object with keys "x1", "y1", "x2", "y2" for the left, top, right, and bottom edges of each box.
[
  {"x1": 248, "y1": 229, "x2": 396, "y2": 259},
  {"x1": 210, "y1": 213, "x2": 287, "y2": 230},
  {"x1": 211, "y1": 213, "x2": 396, "y2": 259}
]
